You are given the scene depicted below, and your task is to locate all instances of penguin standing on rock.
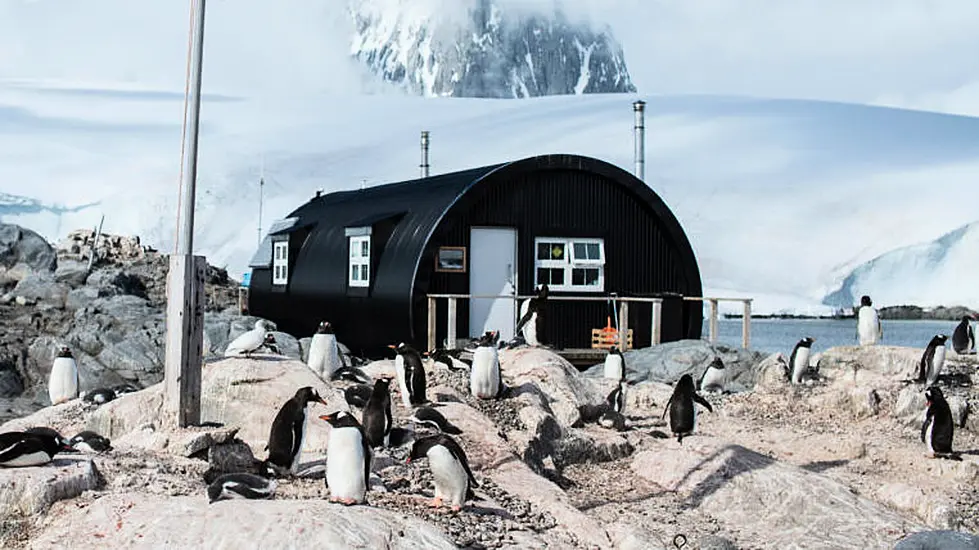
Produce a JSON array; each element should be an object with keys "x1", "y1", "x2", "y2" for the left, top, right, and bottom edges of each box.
[
  {"x1": 362, "y1": 377, "x2": 394, "y2": 448},
  {"x1": 918, "y1": 334, "x2": 948, "y2": 386},
  {"x1": 663, "y1": 374, "x2": 713, "y2": 444},
  {"x1": 261, "y1": 333, "x2": 280, "y2": 355},
  {"x1": 952, "y1": 316, "x2": 975, "y2": 355},
  {"x1": 266, "y1": 386, "x2": 328, "y2": 476},
  {"x1": 412, "y1": 406, "x2": 463, "y2": 435},
  {"x1": 921, "y1": 386, "x2": 961, "y2": 460},
  {"x1": 307, "y1": 321, "x2": 343, "y2": 380},
  {"x1": 470, "y1": 331, "x2": 503, "y2": 399},
  {"x1": 515, "y1": 284, "x2": 548, "y2": 347},
  {"x1": 789, "y1": 337, "x2": 816, "y2": 385},
  {"x1": 207, "y1": 472, "x2": 278, "y2": 503},
  {"x1": 698, "y1": 357, "x2": 727, "y2": 393},
  {"x1": 408, "y1": 433, "x2": 479, "y2": 511},
  {"x1": 603, "y1": 347, "x2": 624, "y2": 380},
  {"x1": 48, "y1": 345, "x2": 79, "y2": 405},
  {"x1": 0, "y1": 431, "x2": 73, "y2": 467},
  {"x1": 389, "y1": 343, "x2": 427, "y2": 410},
  {"x1": 320, "y1": 411, "x2": 372, "y2": 505},
  {"x1": 856, "y1": 295, "x2": 882, "y2": 346}
]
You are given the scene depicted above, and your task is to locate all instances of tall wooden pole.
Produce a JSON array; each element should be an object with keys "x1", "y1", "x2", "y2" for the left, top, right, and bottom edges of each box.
[{"x1": 165, "y1": 0, "x2": 207, "y2": 428}]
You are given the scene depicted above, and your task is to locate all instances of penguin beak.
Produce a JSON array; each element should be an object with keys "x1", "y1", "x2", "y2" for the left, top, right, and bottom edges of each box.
[
  {"x1": 405, "y1": 457, "x2": 412, "y2": 464},
  {"x1": 387, "y1": 344, "x2": 397, "y2": 349},
  {"x1": 318, "y1": 414, "x2": 333, "y2": 422}
]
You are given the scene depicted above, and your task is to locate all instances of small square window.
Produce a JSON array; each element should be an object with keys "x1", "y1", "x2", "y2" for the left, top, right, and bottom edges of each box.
[
  {"x1": 352, "y1": 265, "x2": 360, "y2": 280},
  {"x1": 572, "y1": 267, "x2": 600, "y2": 286},
  {"x1": 362, "y1": 264, "x2": 369, "y2": 280},
  {"x1": 361, "y1": 241, "x2": 369, "y2": 256}
]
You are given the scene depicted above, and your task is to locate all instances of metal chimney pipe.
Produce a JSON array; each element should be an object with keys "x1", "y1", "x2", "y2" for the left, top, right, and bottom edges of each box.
[
  {"x1": 633, "y1": 100, "x2": 646, "y2": 181},
  {"x1": 420, "y1": 130, "x2": 430, "y2": 178}
]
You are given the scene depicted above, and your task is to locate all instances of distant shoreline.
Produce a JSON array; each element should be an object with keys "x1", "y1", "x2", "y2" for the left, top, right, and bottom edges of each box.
[{"x1": 722, "y1": 304, "x2": 978, "y2": 321}]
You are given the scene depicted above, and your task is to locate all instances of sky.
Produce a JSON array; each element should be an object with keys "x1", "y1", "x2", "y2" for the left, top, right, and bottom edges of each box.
[{"x1": 0, "y1": 1, "x2": 978, "y2": 115}]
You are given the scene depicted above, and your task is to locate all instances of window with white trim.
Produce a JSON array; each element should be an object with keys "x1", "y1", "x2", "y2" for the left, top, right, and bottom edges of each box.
[
  {"x1": 272, "y1": 241, "x2": 289, "y2": 285},
  {"x1": 534, "y1": 237, "x2": 605, "y2": 292},
  {"x1": 348, "y1": 235, "x2": 371, "y2": 287}
]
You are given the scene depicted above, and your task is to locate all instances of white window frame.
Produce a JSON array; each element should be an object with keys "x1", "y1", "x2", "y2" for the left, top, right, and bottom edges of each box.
[
  {"x1": 272, "y1": 241, "x2": 289, "y2": 285},
  {"x1": 534, "y1": 237, "x2": 605, "y2": 292},
  {"x1": 348, "y1": 235, "x2": 371, "y2": 288}
]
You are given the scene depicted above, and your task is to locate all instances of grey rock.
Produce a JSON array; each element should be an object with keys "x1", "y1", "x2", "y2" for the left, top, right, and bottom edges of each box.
[
  {"x1": 0, "y1": 456, "x2": 102, "y2": 518},
  {"x1": 54, "y1": 260, "x2": 90, "y2": 287},
  {"x1": 65, "y1": 286, "x2": 99, "y2": 311},
  {"x1": 894, "y1": 530, "x2": 979, "y2": 550},
  {"x1": 0, "y1": 223, "x2": 56, "y2": 272},
  {"x1": 208, "y1": 440, "x2": 258, "y2": 475},
  {"x1": 12, "y1": 273, "x2": 69, "y2": 307},
  {"x1": 299, "y1": 336, "x2": 311, "y2": 363},
  {"x1": 268, "y1": 331, "x2": 300, "y2": 360},
  {"x1": 0, "y1": 362, "x2": 24, "y2": 398},
  {"x1": 85, "y1": 268, "x2": 148, "y2": 299},
  {"x1": 698, "y1": 534, "x2": 739, "y2": 550}
]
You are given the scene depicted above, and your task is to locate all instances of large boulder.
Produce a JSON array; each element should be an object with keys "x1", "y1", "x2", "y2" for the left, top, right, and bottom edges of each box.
[
  {"x1": 503, "y1": 347, "x2": 605, "y2": 428},
  {"x1": 583, "y1": 340, "x2": 766, "y2": 393},
  {"x1": 27, "y1": 495, "x2": 457, "y2": 549},
  {"x1": 0, "y1": 224, "x2": 56, "y2": 274},
  {"x1": 11, "y1": 274, "x2": 69, "y2": 308},
  {"x1": 818, "y1": 345, "x2": 925, "y2": 379},
  {"x1": 631, "y1": 438, "x2": 927, "y2": 548},
  {"x1": 894, "y1": 530, "x2": 979, "y2": 550},
  {"x1": 0, "y1": 456, "x2": 102, "y2": 520}
]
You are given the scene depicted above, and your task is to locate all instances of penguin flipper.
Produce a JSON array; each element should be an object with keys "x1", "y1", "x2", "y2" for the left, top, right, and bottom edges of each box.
[
  {"x1": 514, "y1": 307, "x2": 534, "y2": 336},
  {"x1": 0, "y1": 436, "x2": 45, "y2": 463},
  {"x1": 693, "y1": 393, "x2": 714, "y2": 413},
  {"x1": 661, "y1": 394, "x2": 674, "y2": 420}
]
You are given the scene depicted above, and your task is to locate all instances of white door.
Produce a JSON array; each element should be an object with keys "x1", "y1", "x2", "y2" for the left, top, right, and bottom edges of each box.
[{"x1": 469, "y1": 227, "x2": 517, "y2": 340}]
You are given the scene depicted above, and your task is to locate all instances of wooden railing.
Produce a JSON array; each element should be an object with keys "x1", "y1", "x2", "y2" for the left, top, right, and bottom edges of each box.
[{"x1": 425, "y1": 293, "x2": 753, "y2": 351}]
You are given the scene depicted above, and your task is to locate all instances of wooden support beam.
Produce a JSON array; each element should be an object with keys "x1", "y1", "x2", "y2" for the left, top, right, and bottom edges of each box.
[
  {"x1": 651, "y1": 299, "x2": 662, "y2": 346},
  {"x1": 708, "y1": 299, "x2": 719, "y2": 344},
  {"x1": 164, "y1": 254, "x2": 206, "y2": 428},
  {"x1": 742, "y1": 299, "x2": 752, "y2": 349},
  {"x1": 618, "y1": 300, "x2": 629, "y2": 352},
  {"x1": 427, "y1": 296, "x2": 437, "y2": 351},
  {"x1": 447, "y1": 297, "x2": 457, "y2": 350}
]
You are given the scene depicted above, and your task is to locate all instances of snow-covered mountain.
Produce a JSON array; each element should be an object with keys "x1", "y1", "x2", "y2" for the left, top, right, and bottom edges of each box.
[
  {"x1": 823, "y1": 221, "x2": 979, "y2": 309},
  {"x1": 348, "y1": 0, "x2": 636, "y2": 98}
]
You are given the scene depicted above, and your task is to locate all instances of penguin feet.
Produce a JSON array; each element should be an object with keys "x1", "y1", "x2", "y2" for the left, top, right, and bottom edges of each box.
[
  {"x1": 330, "y1": 496, "x2": 360, "y2": 506},
  {"x1": 428, "y1": 497, "x2": 444, "y2": 508},
  {"x1": 449, "y1": 505, "x2": 462, "y2": 513}
]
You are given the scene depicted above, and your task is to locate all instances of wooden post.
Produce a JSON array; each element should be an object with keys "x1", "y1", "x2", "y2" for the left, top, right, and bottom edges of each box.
[
  {"x1": 164, "y1": 255, "x2": 206, "y2": 427},
  {"x1": 618, "y1": 300, "x2": 629, "y2": 352},
  {"x1": 447, "y1": 297, "x2": 457, "y2": 350},
  {"x1": 651, "y1": 299, "x2": 662, "y2": 346},
  {"x1": 427, "y1": 296, "x2": 437, "y2": 351},
  {"x1": 742, "y1": 299, "x2": 752, "y2": 349},
  {"x1": 708, "y1": 299, "x2": 719, "y2": 344}
]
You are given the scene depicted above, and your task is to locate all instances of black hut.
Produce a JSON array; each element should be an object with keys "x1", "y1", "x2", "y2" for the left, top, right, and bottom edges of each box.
[{"x1": 247, "y1": 154, "x2": 703, "y2": 357}]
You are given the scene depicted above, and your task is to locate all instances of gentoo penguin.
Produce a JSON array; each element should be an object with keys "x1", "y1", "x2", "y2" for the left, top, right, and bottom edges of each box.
[
  {"x1": 789, "y1": 337, "x2": 816, "y2": 385},
  {"x1": 412, "y1": 406, "x2": 463, "y2": 435},
  {"x1": 48, "y1": 345, "x2": 79, "y2": 406},
  {"x1": 262, "y1": 333, "x2": 280, "y2": 355},
  {"x1": 24, "y1": 426, "x2": 67, "y2": 440},
  {"x1": 408, "y1": 433, "x2": 479, "y2": 511},
  {"x1": 603, "y1": 347, "x2": 625, "y2": 380},
  {"x1": 82, "y1": 387, "x2": 117, "y2": 406},
  {"x1": 952, "y1": 316, "x2": 975, "y2": 355},
  {"x1": 320, "y1": 411, "x2": 372, "y2": 505},
  {"x1": 514, "y1": 284, "x2": 549, "y2": 347},
  {"x1": 362, "y1": 377, "x2": 394, "y2": 448},
  {"x1": 663, "y1": 374, "x2": 713, "y2": 444},
  {"x1": 698, "y1": 357, "x2": 727, "y2": 393},
  {"x1": 599, "y1": 381, "x2": 628, "y2": 431},
  {"x1": 224, "y1": 320, "x2": 270, "y2": 357},
  {"x1": 0, "y1": 431, "x2": 72, "y2": 467},
  {"x1": 68, "y1": 430, "x2": 112, "y2": 453},
  {"x1": 307, "y1": 321, "x2": 343, "y2": 380},
  {"x1": 856, "y1": 295, "x2": 882, "y2": 346},
  {"x1": 470, "y1": 331, "x2": 503, "y2": 399},
  {"x1": 427, "y1": 348, "x2": 470, "y2": 372},
  {"x1": 112, "y1": 383, "x2": 139, "y2": 396},
  {"x1": 918, "y1": 334, "x2": 948, "y2": 386},
  {"x1": 921, "y1": 386, "x2": 961, "y2": 460},
  {"x1": 207, "y1": 472, "x2": 278, "y2": 503},
  {"x1": 266, "y1": 386, "x2": 328, "y2": 475},
  {"x1": 389, "y1": 343, "x2": 428, "y2": 409},
  {"x1": 344, "y1": 384, "x2": 374, "y2": 409}
]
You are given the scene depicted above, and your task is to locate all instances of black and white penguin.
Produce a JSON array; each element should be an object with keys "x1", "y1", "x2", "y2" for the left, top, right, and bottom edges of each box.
[
  {"x1": 598, "y1": 381, "x2": 628, "y2": 431},
  {"x1": 343, "y1": 384, "x2": 374, "y2": 409},
  {"x1": 856, "y1": 295, "x2": 882, "y2": 346},
  {"x1": 207, "y1": 472, "x2": 278, "y2": 503},
  {"x1": 412, "y1": 406, "x2": 463, "y2": 435},
  {"x1": 261, "y1": 333, "x2": 280, "y2": 355},
  {"x1": 68, "y1": 430, "x2": 112, "y2": 453},
  {"x1": 308, "y1": 321, "x2": 344, "y2": 380},
  {"x1": 112, "y1": 383, "x2": 139, "y2": 396},
  {"x1": 698, "y1": 357, "x2": 727, "y2": 393},
  {"x1": 389, "y1": 342, "x2": 428, "y2": 410},
  {"x1": 224, "y1": 320, "x2": 271, "y2": 357},
  {"x1": 918, "y1": 334, "x2": 948, "y2": 386},
  {"x1": 408, "y1": 433, "x2": 479, "y2": 511},
  {"x1": 952, "y1": 316, "x2": 975, "y2": 355},
  {"x1": 789, "y1": 337, "x2": 816, "y2": 385},
  {"x1": 663, "y1": 374, "x2": 714, "y2": 444},
  {"x1": 319, "y1": 410, "x2": 372, "y2": 505},
  {"x1": 921, "y1": 386, "x2": 961, "y2": 460},
  {"x1": 0, "y1": 431, "x2": 72, "y2": 467},
  {"x1": 362, "y1": 377, "x2": 394, "y2": 448},
  {"x1": 514, "y1": 284, "x2": 548, "y2": 347},
  {"x1": 603, "y1": 347, "x2": 625, "y2": 380},
  {"x1": 48, "y1": 345, "x2": 79, "y2": 406},
  {"x1": 470, "y1": 331, "x2": 503, "y2": 399},
  {"x1": 266, "y1": 386, "x2": 328, "y2": 476},
  {"x1": 82, "y1": 387, "x2": 117, "y2": 406},
  {"x1": 427, "y1": 348, "x2": 470, "y2": 372}
]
